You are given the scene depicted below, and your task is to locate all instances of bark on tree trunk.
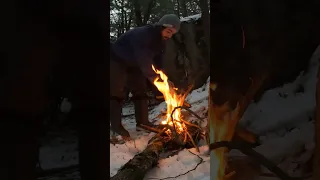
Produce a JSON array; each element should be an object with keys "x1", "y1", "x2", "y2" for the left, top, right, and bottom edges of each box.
[
  {"x1": 126, "y1": 7, "x2": 134, "y2": 30},
  {"x1": 314, "y1": 61, "x2": 320, "y2": 179},
  {"x1": 110, "y1": 138, "x2": 164, "y2": 180},
  {"x1": 142, "y1": 0, "x2": 154, "y2": 24},
  {"x1": 180, "y1": 0, "x2": 188, "y2": 17},
  {"x1": 178, "y1": 23, "x2": 207, "y2": 88},
  {"x1": 176, "y1": 0, "x2": 180, "y2": 17},
  {"x1": 133, "y1": 0, "x2": 143, "y2": 26},
  {"x1": 199, "y1": 0, "x2": 210, "y2": 64}
]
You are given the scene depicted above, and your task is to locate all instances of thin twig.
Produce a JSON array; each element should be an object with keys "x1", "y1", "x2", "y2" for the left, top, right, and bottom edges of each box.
[
  {"x1": 186, "y1": 131, "x2": 200, "y2": 153},
  {"x1": 169, "y1": 105, "x2": 204, "y2": 136},
  {"x1": 180, "y1": 119, "x2": 202, "y2": 130},
  {"x1": 148, "y1": 150, "x2": 204, "y2": 180},
  {"x1": 140, "y1": 124, "x2": 162, "y2": 133},
  {"x1": 170, "y1": 110, "x2": 178, "y2": 136},
  {"x1": 169, "y1": 105, "x2": 205, "y2": 146},
  {"x1": 171, "y1": 106, "x2": 205, "y2": 122},
  {"x1": 183, "y1": 130, "x2": 187, "y2": 143},
  {"x1": 148, "y1": 127, "x2": 168, "y2": 144}
]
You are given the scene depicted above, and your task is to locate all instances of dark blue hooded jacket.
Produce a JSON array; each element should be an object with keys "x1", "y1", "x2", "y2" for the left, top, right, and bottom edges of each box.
[{"x1": 111, "y1": 25, "x2": 165, "y2": 82}]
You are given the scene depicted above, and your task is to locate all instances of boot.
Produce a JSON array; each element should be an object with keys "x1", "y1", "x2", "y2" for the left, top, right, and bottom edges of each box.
[
  {"x1": 110, "y1": 100, "x2": 130, "y2": 138},
  {"x1": 134, "y1": 99, "x2": 158, "y2": 131}
]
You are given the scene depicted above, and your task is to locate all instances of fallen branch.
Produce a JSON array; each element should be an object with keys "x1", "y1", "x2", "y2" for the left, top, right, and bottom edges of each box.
[
  {"x1": 140, "y1": 124, "x2": 162, "y2": 133},
  {"x1": 112, "y1": 105, "x2": 205, "y2": 180},
  {"x1": 210, "y1": 141, "x2": 312, "y2": 180},
  {"x1": 111, "y1": 137, "x2": 166, "y2": 180}
]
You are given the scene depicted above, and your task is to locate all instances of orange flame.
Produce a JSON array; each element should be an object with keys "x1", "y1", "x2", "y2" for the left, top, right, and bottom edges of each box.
[
  {"x1": 151, "y1": 65, "x2": 188, "y2": 133},
  {"x1": 209, "y1": 83, "x2": 240, "y2": 179}
]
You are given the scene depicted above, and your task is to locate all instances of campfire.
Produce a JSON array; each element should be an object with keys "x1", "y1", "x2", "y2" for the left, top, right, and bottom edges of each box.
[
  {"x1": 112, "y1": 67, "x2": 305, "y2": 180},
  {"x1": 152, "y1": 66, "x2": 231, "y2": 180}
]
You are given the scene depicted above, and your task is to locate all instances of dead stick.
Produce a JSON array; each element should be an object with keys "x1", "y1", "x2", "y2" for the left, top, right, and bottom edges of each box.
[
  {"x1": 148, "y1": 127, "x2": 168, "y2": 144},
  {"x1": 140, "y1": 124, "x2": 162, "y2": 133},
  {"x1": 180, "y1": 119, "x2": 202, "y2": 130},
  {"x1": 210, "y1": 141, "x2": 307, "y2": 180},
  {"x1": 172, "y1": 106, "x2": 205, "y2": 122},
  {"x1": 186, "y1": 131, "x2": 200, "y2": 153},
  {"x1": 183, "y1": 130, "x2": 187, "y2": 143}
]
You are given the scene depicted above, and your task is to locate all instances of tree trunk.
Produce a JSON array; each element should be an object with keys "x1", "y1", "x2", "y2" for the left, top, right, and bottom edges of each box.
[
  {"x1": 314, "y1": 60, "x2": 320, "y2": 179},
  {"x1": 199, "y1": 0, "x2": 210, "y2": 64},
  {"x1": 126, "y1": 7, "x2": 134, "y2": 30},
  {"x1": 120, "y1": 0, "x2": 125, "y2": 35},
  {"x1": 142, "y1": 0, "x2": 155, "y2": 24},
  {"x1": 178, "y1": 23, "x2": 207, "y2": 88},
  {"x1": 180, "y1": 0, "x2": 188, "y2": 17},
  {"x1": 132, "y1": 0, "x2": 143, "y2": 26},
  {"x1": 176, "y1": 0, "x2": 180, "y2": 17}
]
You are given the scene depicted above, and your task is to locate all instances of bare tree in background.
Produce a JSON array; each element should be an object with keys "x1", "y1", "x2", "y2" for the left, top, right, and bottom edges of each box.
[
  {"x1": 199, "y1": 0, "x2": 210, "y2": 63},
  {"x1": 132, "y1": 0, "x2": 156, "y2": 26},
  {"x1": 110, "y1": 0, "x2": 134, "y2": 39}
]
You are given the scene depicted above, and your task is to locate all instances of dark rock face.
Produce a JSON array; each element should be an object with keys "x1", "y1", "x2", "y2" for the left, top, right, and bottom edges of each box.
[{"x1": 210, "y1": 0, "x2": 320, "y2": 106}]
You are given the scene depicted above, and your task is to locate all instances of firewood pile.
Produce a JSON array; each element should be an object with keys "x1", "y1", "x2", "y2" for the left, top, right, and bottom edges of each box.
[{"x1": 110, "y1": 105, "x2": 207, "y2": 180}]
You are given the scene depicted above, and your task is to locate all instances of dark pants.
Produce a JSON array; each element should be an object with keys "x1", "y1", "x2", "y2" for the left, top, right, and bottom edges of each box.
[
  {"x1": 0, "y1": 1, "x2": 109, "y2": 180},
  {"x1": 110, "y1": 58, "x2": 149, "y2": 127}
]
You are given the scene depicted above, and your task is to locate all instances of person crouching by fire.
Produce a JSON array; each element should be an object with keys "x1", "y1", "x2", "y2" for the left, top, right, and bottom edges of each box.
[{"x1": 110, "y1": 14, "x2": 181, "y2": 139}]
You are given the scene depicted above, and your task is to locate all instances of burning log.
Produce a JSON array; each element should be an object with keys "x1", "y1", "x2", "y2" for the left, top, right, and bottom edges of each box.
[
  {"x1": 111, "y1": 121, "x2": 204, "y2": 180},
  {"x1": 112, "y1": 127, "x2": 203, "y2": 179}
]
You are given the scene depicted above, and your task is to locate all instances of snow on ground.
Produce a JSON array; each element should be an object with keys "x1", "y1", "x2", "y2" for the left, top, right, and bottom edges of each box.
[
  {"x1": 110, "y1": 78, "x2": 210, "y2": 178},
  {"x1": 145, "y1": 146, "x2": 210, "y2": 180},
  {"x1": 39, "y1": 131, "x2": 78, "y2": 170},
  {"x1": 110, "y1": 46, "x2": 320, "y2": 179},
  {"x1": 41, "y1": 46, "x2": 320, "y2": 179},
  {"x1": 241, "y1": 47, "x2": 320, "y2": 135}
]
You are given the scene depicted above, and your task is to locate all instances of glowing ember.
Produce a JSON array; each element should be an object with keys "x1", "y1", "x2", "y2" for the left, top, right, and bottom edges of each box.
[{"x1": 151, "y1": 65, "x2": 189, "y2": 133}]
